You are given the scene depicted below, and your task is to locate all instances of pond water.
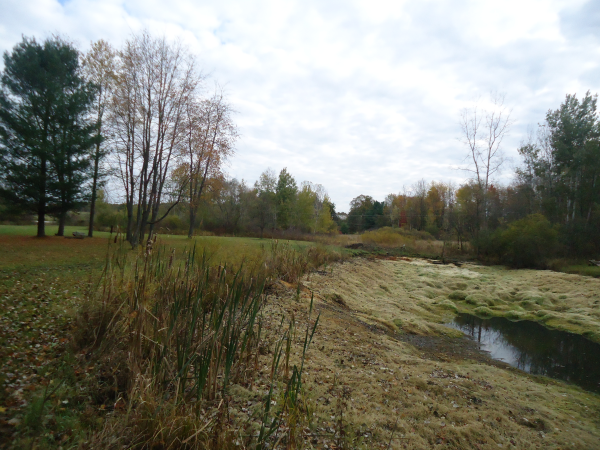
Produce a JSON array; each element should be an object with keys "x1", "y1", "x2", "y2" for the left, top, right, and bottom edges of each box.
[{"x1": 447, "y1": 313, "x2": 600, "y2": 394}]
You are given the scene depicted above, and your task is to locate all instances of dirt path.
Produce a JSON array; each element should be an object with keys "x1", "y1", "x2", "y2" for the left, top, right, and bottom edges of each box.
[{"x1": 268, "y1": 257, "x2": 600, "y2": 449}]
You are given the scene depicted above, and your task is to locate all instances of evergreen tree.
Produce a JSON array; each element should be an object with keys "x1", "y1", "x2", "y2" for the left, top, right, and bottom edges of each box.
[
  {"x1": 0, "y1": 36, "x2": 98, "y2": 237},
  {"x1": 275, "y1": 168, "x2": 297, "y2": 229}
]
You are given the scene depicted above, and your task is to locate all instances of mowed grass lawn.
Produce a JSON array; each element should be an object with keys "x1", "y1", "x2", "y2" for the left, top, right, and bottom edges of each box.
[{"x1": 0, "y1": 224, "x2": 315, "y2": 272}]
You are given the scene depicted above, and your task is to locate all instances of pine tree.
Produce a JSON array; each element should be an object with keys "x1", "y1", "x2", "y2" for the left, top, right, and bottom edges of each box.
[{"x1": 0, "y1": 36, "x2": 98, "y2": 237}]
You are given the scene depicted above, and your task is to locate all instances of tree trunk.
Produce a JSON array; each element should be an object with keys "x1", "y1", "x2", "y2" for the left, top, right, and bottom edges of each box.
[
  {"x1": 126, "y1": 202, "x2": 134, "y2": 243},
  {"x1": 36, "y1": 208, "x2": 45, "y2": 237},
  {"x1": 188, "y1": 208, "x2": 196, "y2": 238},
  {"x1": 57, "y1": 211, "x2": 67, "y2": 236},
  {"x1": 88, "y1": 147, "x2": 100, "y2": 237},
  {"x1": 37, "y1": 157, "x2": 47, "y2": 237}
]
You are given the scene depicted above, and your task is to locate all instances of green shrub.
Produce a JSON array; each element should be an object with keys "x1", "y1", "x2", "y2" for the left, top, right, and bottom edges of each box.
[
  {"x1": 475, "y1": 214, "x2": 559, "y2": 268},
  {"x1": 500, "y1": 214, "x2": 558, "y2": 268},
  {"x1": 157, "y1": 214, "x2": 186, "y2": 233}
]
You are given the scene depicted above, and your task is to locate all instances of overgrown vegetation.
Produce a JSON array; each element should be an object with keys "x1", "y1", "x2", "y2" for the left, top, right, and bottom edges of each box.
[
  {"x1": 0, "y1": 228, "x2": 344, "y2": 448},
  {"x1": 475, "y1": 214, "x2": 559, "y2": 268}
]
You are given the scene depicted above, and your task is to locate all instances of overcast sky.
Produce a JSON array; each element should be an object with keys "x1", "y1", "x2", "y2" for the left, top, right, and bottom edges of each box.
[{"x1": 2, "y1": 0, "x2": 600, "y2": 211}]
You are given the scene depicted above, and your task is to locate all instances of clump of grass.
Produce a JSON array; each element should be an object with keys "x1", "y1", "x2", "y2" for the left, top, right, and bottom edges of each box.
[
  {"x1": 264, "y1": 240, "x2": 343, "y2": 283},
  {"x1": 439, "y1": 299, "x2": 458, "y2": 312},
  {"x1": 448, "y1": 291, "x2": 467, "y2": 301},
  {"x1": 465, "y1": 294, "x2": 484, "y2": 305},
  {"x1": 453, "y1": 282, "x2": 468, "y2": 290},
  {"x1": 74, "y1": 238, "x2": 328, "y2": 448},
  {"x1": 505, "y1": 310, "x2": 525, "y2": 321},
  {"x1": 473, "y1": 306, "x2": 494, "y2": 318}
]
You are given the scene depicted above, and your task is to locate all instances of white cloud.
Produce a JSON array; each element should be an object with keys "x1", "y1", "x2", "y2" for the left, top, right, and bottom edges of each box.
[{"x1": 1, "y1": 0, "x2": 599, "y2": 210}]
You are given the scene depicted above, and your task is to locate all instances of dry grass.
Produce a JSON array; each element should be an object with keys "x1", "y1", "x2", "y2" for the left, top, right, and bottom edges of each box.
[
  {"x1": 1, "y1": 229, "x2": 346, "y2": 449},
  {"x1": 71, "y1": 238, "x2": 341, "y2": 449},
  {"x1": 279, "y1": 257, "x2": 600, "y2": 449},
  {"x1": 359, "y1": 227, "x2": 471, "y2": 260},
  {"x1": 4, "y1": 224, "x2": 599, "y2": 449}
]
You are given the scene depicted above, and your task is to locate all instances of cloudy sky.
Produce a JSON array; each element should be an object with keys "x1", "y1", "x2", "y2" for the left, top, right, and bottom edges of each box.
[{"x1": 2, "y1": 0, "x2": 599, "y2": 210}]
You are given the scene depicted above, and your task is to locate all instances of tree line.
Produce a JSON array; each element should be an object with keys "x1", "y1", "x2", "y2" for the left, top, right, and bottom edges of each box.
[
  {"x1": 1, "y1": 34, "x2": 598, "y2": 261},
  {"x1": 343, "y1": 92, "x2": 600, "y2": 264},
  {"x1": 94, "y1": 166, "x2": 338, "y2": 238},
  {"x1": 0, "y1": 33, "x2": 341, "y2": 244},
  {"x1": 0, "y1": 33, "x2": 237, "y2": 245}
]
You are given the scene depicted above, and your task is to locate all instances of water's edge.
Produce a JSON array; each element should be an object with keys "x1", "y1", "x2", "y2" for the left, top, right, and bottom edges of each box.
[{"x1": 447, "y1": 313, "x2": 600, "y2": 394}]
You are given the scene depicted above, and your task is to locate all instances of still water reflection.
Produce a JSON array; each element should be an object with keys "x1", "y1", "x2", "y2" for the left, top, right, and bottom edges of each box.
[{"x1": 447, "y1": 313, "x2": 600, "y2": 394}]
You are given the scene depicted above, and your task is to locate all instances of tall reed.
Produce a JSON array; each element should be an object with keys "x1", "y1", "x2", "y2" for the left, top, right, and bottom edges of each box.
[{"x1": 78, "y1": 237, "x2": 332, "y2": 448}]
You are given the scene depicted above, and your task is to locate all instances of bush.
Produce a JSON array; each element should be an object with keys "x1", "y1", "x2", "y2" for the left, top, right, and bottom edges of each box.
[
  {"x1": 499, "y1": 214, "x2": 558, "y2": 268},
  {"x1": 95, "y1": 210, "x2": 124, "y2": 229},
  {"x1": 475, "y1": 214, "x2": 559, "y2": 268},
  {"x1": 156, "y1": 214, "x2": 186, "y2": 234},
  {"x1": 339, "y1": 222, "x2": 349, "y2": 234}
]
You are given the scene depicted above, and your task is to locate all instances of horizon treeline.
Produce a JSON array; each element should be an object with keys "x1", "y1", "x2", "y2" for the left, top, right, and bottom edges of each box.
[
  {"x1": 1, "y1": 35, "x2": 598, "y2": 263},
  {"x1": 344, "y1": 91, "x2": 600, "y2": 264},
  {"x1": 94, "y1": 166, "x2": 339, "y2": 238}
]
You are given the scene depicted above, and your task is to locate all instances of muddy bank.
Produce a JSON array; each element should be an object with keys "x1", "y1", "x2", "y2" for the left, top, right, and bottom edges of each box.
[{"x1": 266, "y1": 257, "x2": 600, "y2": 449}]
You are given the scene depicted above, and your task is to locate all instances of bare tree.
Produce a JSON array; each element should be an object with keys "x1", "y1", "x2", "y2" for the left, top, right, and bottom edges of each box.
[
  {"x1": 384, "y1": 193, "x2": 400, "y2": 226},
  {"x1": 459, "y1": 93, "x2": 513, "y2": 228},
  {"x1": 81, "y1": 39, "x2": 117, "y2": 237},
  {"x1": 110, "y1": 32, "x2": 201, "y2": 246},
  {"x1": 180, "y1": 87, "x2": 237, "y2": 238}
]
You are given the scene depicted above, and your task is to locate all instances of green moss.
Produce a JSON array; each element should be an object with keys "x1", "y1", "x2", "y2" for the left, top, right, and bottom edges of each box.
[
  {"x1": 485, "y1": 298, "x2": 497, "y2": 306},
  {"x1": 520, "y1": 300, "x2": 539, "y2": 310},
  {"x1": 497, "y1": 291, "x2": 514, "y2": 302}
]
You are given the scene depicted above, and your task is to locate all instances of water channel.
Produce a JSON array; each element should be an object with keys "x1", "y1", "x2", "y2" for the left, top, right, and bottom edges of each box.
[{"x1": 447, "y1": 313, "x2": 600, "y2": 394}]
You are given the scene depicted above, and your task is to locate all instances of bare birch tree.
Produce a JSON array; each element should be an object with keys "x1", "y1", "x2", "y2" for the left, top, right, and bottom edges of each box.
[
  {"x1": 81, "y1": 39, "x2": 117, "y2": 237},
  {"x1": 459, "y1": 93, "x2": 512, "y2": 228},
  {"x1": 110, "y1": 32, "x2": 201, "y2": 246}
]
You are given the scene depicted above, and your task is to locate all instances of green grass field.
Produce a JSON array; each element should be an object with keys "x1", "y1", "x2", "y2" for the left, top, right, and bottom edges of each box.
[
  {"x1": 562, "y1": 264, "x2": 600, "y2": 278},
  {"x1": 0, "y1": 224, "x2": 315, "y2": 272}
]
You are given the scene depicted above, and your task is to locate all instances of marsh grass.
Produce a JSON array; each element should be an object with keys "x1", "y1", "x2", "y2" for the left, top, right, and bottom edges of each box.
[
  {"x1": 299, "y1": 257, "x2": 600, "y2": 449},
  {"x1": 359, "y1": 227, "x2": 471, "y2": 259},
  {"x1": 72, "y1": 236, "x2": 336, "y2": 448}
]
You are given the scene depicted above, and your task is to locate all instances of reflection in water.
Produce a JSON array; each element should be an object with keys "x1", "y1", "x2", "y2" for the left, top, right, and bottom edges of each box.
[{"x1": 448, "y1": 314, "x2": 600, "y2": 394}]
